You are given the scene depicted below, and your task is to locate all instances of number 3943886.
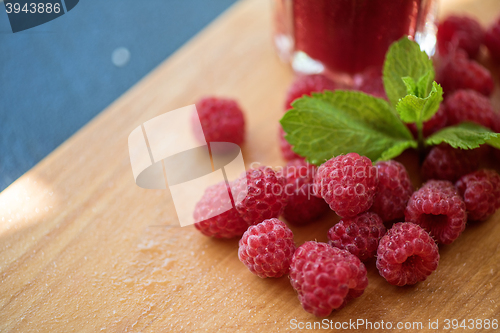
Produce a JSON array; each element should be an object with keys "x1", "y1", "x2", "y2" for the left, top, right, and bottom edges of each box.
[{"x1": 5, "y1": 2, "x2": 60, "y2": 14}]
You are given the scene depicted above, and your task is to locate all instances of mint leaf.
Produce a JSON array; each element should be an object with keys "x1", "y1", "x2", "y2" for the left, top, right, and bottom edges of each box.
[
  {"x1": 425, "y1": 122, "x2": 500, "y2": 149},
  {"x1": 280, "y1": 90, "x2": 417, "y2": 164},
  {"x1": 383, "y1": 37, "x2": 434, "y2": 107},
  {"x1": 396, "y1": 81, "x2": 443, "y2": 123}
]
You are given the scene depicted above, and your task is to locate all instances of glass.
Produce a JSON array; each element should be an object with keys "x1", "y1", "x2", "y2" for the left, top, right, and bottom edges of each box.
[{"x1": 273, "y1": 0, "x2": 438, "y2": 85}]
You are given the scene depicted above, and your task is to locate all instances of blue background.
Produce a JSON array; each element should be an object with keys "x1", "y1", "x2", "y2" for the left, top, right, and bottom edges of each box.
[{"x1": 0, "y1": 0, "x2": 238, "y2": 191}]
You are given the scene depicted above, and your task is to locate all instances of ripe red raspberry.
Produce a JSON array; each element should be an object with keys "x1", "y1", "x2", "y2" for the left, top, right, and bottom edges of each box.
[
  {"x1": 405, "y1": 180, "x2": 467, "y2": 244},
  {"x1": 456, "y1": 169, "x2": 500, "y2": 221},
  {"x1": 193, "y1": 182, "x2": 249, "y2": 238},
  {"x1": 485, "y1": 17, "x2": 500, "y2": 63},
  {"x1": 370, "y1": 160, "x2": 414, "y2": 222},
  {"x1": 314, "y1": 153, "x2": 379, "y2": 218},
  {"x1": 282, "y1": 159, "x2": 329, "y2": 225},
  {"x1": 238, "y1": 218, "x2": 296, "y2": 278},
  {"x1": 279, "y1": 126, "x2": 303, "y2": 161},
  {"x1": 327, "y1": 212, "x2": 386, "y2": 261},
  {"x1": 284, "y1": 74, "x2": 337, "y2": 110},
  {"x1": 407, "y1": 105, "x2": 448, "y2": 138},
  {"x1": 289, "y1": 241, "x2": 368, "y2": 317},
  {"x1": 193, "y1": 97, "x2": 245, "y2": 145},
  {"x1": 421, "y1": 144, "x2": 479, "y2": 182},
  {"x1": 444, "y1": 90, "x2": 496, "y2": 129},
  {"x1": 233, "y1": 166, "x2": 288, "y2": 226},
  {"x1": 437, "y1": 15, "x2": 484, "y2": 58},
  {"x1": 436, "y1": 50, "x2": 494, "y2": 96},
  {"x1": 353, "y1": 67, "x2": 388, "y2": 99},
  {"x1": 376, "y1": 222, "x2": 439, "y2": 286}
]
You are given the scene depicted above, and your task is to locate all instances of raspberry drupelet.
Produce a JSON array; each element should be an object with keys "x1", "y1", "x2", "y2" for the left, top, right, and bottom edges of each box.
[
  {"x1": 238, "y1": 218, "x2": 296, "y2": 278},
  {"x1": 405, "y1": 180, "x2": 467, "y2": 245},
  {"x1": 289, "y1": 241, "x2": 368, "y2": 317},
  {"x1": 376, "y1": 222, "x2": 439, "y2": 286},
  {"x1": 193, "y1": 182, "x2": 249, "y2": 238},
  {"x1": 328, "y1": 212, "x2": 386, "y2": 261},
  {"x1": 456, "y1": 169, "x2": 500, "y2": 222},
  {"x1": 421, "y1": 144, "x2": 479, "y2": 183},
  {"x1": 314, "y1": 153, "x2": 379, "y2": 218},
  {"x1": 233, "y1": 166, "x2": 288, "y2": 226},
  {"x1": 193, "y1": 97, "x2": 245, "y2": 145},
  {"x1": 371, "y1": 160, "x2": 414, "y2": 222},
  {"x1": 282, "y1": 159, "x2": 329, "y2": 225}
]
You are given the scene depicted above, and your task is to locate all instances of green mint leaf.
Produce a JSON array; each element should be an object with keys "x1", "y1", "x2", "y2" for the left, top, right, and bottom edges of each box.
[
  {"x1": 383, "y1": 37, "x2": 434, "y2": 107},
  {"x1": 416, "y1": 70, "x2": 434, "y2": 97},
  {"x1": 280, "y1": 90, "x2": 417, "y2": 164},
  {"x1": 401, "y1": 77, "x2": 417, "y2": 95},
  {"x1": 396, "y1": 81, "x2": 443, "y2": 123},
  {"x1": 425, "y1": 122, "x2": 500, "y2": 149}
]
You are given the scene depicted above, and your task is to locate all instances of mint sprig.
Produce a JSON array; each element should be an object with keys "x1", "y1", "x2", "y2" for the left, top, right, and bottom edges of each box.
[
  {"x1": 280, "y1": 37, "x2": 500, "y2": 165},
  {"x1": 280, "y1": 91, "x2": 416, "y2": 164}
]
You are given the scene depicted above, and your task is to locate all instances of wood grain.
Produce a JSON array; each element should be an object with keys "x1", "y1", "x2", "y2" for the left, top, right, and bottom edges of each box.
[{"x1": 1, "y1": 0, "x2": 500, "y2": 331}]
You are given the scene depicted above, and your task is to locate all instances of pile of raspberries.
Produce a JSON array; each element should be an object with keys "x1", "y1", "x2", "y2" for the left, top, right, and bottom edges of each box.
[{"x1": 191, "y1": 14, "x2": 500, "y2": 317}]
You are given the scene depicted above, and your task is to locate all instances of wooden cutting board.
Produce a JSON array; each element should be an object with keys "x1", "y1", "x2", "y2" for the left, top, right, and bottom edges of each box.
[{"x1": 1, "y1": 0, "x2": 500, "y2": 331}]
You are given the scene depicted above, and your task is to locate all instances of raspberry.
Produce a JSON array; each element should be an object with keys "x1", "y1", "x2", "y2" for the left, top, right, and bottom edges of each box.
[
  {"x1": 437, "y1": 15, "x2": 484, "y2": 58},
  {"x1": 193, "y1": 182, "x2": 249, "y2": 238},
  {"x1": 233, "y1": 166, "x2": 288, "y2": 225},
  {"x1": 371, "y1": 160, "x2": 414, "y2": 222},
  {"x1": 444, "y1": 90, "x2": 496, "y2": 129},
  {"x1": 376, "y1": 222, "x2": 439, "y2": 286},
  {"x1": 436, "y1": 50, "x2": 494, "y2": 96},
  {"x1": 405, "y1": 180, "x2": 467, "y2": 244},
  {"x1": 314, "y1": 153, "x2": 379, "y2": 218},
  {"x1": 407, "y1": 105, "x2": 448, "y2": 138},
  {"x1": 353, "y1": 67, "x2": 388, "y2": 99},
  {"x1": 327, "y1": 212, "x2": 386, "y2": 261},
  {"x1": 193, "y1": 97, "x2": 245, "y2": 145},
  {"x1": 421, "y1": 144, "x2": 479, "y2": 182},
  {"x1": 289, "y1": 241, "x2": 368, "y2": 316},
  {"x1": 282, "y1": 159, "x2": 329, "y2": 225},
  {"x1": 284, "y1": 74, "x2": 337, "y2": 110},
  {"x1": 279, "y1": 126, "x2": 303, "y2": 161},
  {"x1": 456, "y1": 169, "x2": 500, "y2": 221},
  {"x1": 238, "y1": 218, "x2": 296, "y2": 278},
  {"x1": 485, "y1": 17, "x2": 500, "y2": 63}
]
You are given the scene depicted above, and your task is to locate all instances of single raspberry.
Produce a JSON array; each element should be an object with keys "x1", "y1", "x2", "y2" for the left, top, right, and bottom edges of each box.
[
  {"x1": 436, "y1": 50, "x2": 494, "y2": 96},
  {"x1": 353, "y1": 67, "x2": 388, "y2": 100},
  {"x1": 314, "y1": 153, "x2": 379, "y2": 218},
  {"x1": 421, "y1": 144, "x2": 479, "y2": 182},
  {"x1": 289, "y1": 241, "x2": 368, "y2": 317},
  {"x1": 456, "y1": 169, "x2": 500, "y2": 221},
  {"x1": 376, "y1": 222, "x2": 439, "y2": 286},
  {"x1": 233, "y1": 166, "x2": 288, "y2": 226},
  {"x1": 485, "y1": 17, "x2": 500, "y2": 63},
  {"x1": 407, "y1": 104, "x2": 448, "y2": 138},
  {"x1": 405, "y1": 180, "x2": 467, "y2": 244},
  {"x1": 192, "y1": 97, "x2": 245, "y2": 145},
  {"x1": 437, "y1": 15, "x2": 484, "y2": 58},
  {"x1": 370, "y1": 160, "x2": 414, "y2": 222},
  {"x1": 279, "y1": 126, "x2": 303, "y2": 161},
  {"x1": 284, "y1": 74, "x2": 337, "y2": 110},
  {"x1": 444, "y1": 90, "x2": 496, "y2": 129},
  {"x1": 238, "y1": 218, "x2": 296, "y2": 278},
  {"x1": 327, "y1": 212, "x2": 386, "y2": 261},
  {"x1": 281, "y1": 159, "x2": 329, "y2": 225},
  {"x1": 193, "y1": 182, "x2": 249, "y2": 238}
]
